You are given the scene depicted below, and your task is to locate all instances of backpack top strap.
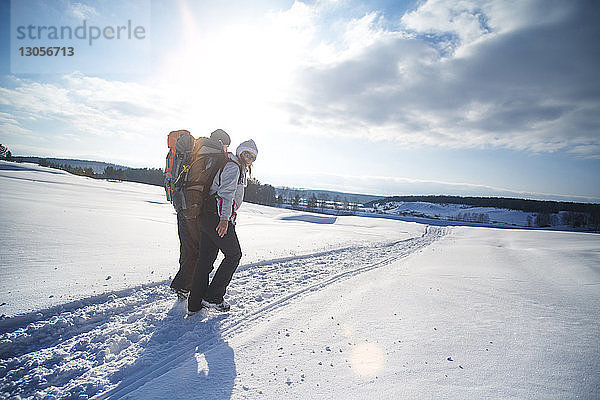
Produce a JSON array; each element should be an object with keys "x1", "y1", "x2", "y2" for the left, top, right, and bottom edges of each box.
[{"x1": 217, "y1": 153, "x2": 243, "y2": 185}]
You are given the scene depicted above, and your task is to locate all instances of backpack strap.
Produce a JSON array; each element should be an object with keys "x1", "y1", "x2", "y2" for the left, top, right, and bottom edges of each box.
[
  {"x1": 173, "y1": 164, "x2": 190, "y2": 187},
  {"x1": 217, "y1": 155, "x2": 243, "y2": 186}
]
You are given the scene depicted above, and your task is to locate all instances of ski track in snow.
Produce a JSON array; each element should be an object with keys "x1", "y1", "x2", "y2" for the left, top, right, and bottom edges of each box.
[{"x1": 0, "y1": 226, "x2": 446, "y2": 400}]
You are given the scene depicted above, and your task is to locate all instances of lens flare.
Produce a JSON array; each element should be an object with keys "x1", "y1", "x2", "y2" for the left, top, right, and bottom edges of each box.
[{"x1": 350, "y1": 342, "x2": 385, "y2": 379}]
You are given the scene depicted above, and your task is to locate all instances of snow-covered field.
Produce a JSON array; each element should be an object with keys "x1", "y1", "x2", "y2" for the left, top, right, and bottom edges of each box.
[
  {"x1": 369, "y1": 201, "x2": 536, "y2": 227},
  {"x1": 0, "y1": 161, "x2": 420, "y2": 317},
  {"x1": 1, "y1": 161, "x2": 599, "y2": 399}
]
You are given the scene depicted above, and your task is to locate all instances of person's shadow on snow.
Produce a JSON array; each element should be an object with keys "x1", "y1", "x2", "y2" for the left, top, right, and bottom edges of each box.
[
  {"x1": 185, "y1": 312, "x2": 237, "y2": 400},
  {"x1": 103, "y1": 301, "x2": 236, "y2": 399}
]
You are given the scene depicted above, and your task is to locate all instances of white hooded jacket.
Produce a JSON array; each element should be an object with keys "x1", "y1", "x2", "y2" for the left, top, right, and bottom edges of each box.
[{"x1": 209, "y1": 140, "x2": 258, "y2": 223}]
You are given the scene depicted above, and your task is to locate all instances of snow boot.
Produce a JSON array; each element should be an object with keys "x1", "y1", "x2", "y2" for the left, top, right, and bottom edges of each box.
[
  {"x1": 171, "y1": 287, "x2": 190, "y2": 301},
  {"x1": 201, "y1": 299, "x2": 230, "y2": 312},
  {"x1": 186, "y1": 306, "x2": 202, "y2": 317}
]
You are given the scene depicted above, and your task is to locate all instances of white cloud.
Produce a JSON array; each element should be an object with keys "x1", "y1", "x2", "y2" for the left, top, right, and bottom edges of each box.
[
  {"x1": 2, "y1": 0, "x2": 598, "y2": 169},
  {"x1": 401, "y1": 0, "x2": 574, "y2": 57},
  {"x1": 0, "y1": 74, "x2": 191, "y2": 164},
  {"x1": 568, "y1": 143, "x2": 600, "y2": 160},
  {"x1": 0, "y1": 68, "x2": 284, "y2": 165},
  {"x1": 401, "y1": 0, "x2": 493, "y2": 54},
  {"x1": 0, "y1": 112, "x2": 34, "y2": 136},
  {"x1": 68, "y1": 2, "x2": 98, "y2": 20},
  {"x1": 283, "y1": 0, "x2": 600, "y2": 157},
  {"x1": 1, "y1": 75, "x2": 163, "y2": 139}
]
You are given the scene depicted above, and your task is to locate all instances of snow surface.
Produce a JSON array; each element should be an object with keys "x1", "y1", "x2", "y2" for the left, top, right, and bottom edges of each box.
[{"x1": 1, "y1": 161, "x2": 599, "y2": 399}]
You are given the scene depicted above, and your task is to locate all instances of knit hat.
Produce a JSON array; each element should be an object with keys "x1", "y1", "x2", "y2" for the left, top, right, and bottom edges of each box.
[
  {"x1": 236, "y1": 139, "x2": 258, "y2": 159},
  {"x1": 209, "y1": 129, "x2": 231, "y2": 146}
]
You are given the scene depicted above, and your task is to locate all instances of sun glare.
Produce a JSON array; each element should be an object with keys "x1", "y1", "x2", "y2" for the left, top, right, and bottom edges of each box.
[
  {"x1": 153, "y1": 0, "x2": 309, "y2": 136},
  {"x1": 342, "y1": 323, "x2": 386, "y2": 379},
  {"x1": 350, "y1": 342, "x2": 385, "y2": 379}
]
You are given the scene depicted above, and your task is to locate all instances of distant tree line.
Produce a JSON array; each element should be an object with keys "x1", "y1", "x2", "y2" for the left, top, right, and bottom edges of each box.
[
  {"x1": 272, "y1": 187, "x2": 361, "y2": 214},
  {"x1": 534, "y1": 211, "x2": 598, "y2": 229},
  {"x1": 455, "y1": 212, "x2": 491, "y2": 224},
  {"x1": 35, "y1": 157, "x2": 280, "y2": 207},
  {"x1": 38, "y1": 159, "x2": 97, "y2": 177},
  {"x1": 106, "y1": 166, "x2": 164, "y2": 186},
  {"x1": 37, "y1": 159, "x2": 164, "y2": 186},
  {"x1": 244, "y1": 179, "x2": 276, "y2": 206}
]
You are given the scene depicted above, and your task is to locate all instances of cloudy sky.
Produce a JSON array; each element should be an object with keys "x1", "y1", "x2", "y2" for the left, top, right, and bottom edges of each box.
[{"x1": 1, "y1": 0, "x2": 599, "y2": 202}]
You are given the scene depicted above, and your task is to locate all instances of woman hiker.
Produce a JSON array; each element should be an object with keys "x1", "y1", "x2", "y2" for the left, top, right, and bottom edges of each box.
[{"x1": 187, "y1": 139, "x2": 258, "y2": 315}]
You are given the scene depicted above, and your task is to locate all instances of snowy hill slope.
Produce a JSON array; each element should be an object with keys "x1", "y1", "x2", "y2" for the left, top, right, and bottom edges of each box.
[
  {"x1": 370, "y1": 201, "x2": 535, "y2": 226},
  {"x1": 1, "y1": 161, "x2": 598, "y2": 399},
  {"x1": 0, "y1": 161, "x2": 422, "y2": 317},
  {"x1": 367, "y1": 200, "x2": 599, "y2": 231}
]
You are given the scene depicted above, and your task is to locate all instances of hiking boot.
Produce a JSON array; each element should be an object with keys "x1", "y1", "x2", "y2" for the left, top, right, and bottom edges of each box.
[
  {"x1": 186, "y1": 306, "x2": 202, "y2": 317},
  {"x1": 201, "y1": 299, "x2": 230, "y2": 312},
  {"x1": 171, "y1": 287, "x2": 190, "y2": 300}
]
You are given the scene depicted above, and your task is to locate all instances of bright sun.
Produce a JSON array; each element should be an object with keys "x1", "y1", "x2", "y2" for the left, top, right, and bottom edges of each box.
[{"x1": 152, "y1": 0, "x2": 311, "y2": 136}]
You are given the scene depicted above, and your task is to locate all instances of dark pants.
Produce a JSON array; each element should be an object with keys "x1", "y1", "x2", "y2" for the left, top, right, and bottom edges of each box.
[
  {"x1": 170, "y1": 210, "x2": 200, "y2": 292},
  {"x1": 188, "y1": 207, "x2": 242, "y2": 311}
]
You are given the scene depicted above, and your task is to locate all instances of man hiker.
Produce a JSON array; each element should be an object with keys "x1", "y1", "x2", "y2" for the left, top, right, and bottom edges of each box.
[
  {"x1": 187, "y1": 139, "x2": 258, "y2": 314},
  {"x1": 170, "y1": 129, "x2": 231, "y2": 299}
]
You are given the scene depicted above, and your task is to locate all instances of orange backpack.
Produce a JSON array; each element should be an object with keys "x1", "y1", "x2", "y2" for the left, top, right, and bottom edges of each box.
[{"x1": 164, "y1": 130, "x2": 192, "y2": 202}]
